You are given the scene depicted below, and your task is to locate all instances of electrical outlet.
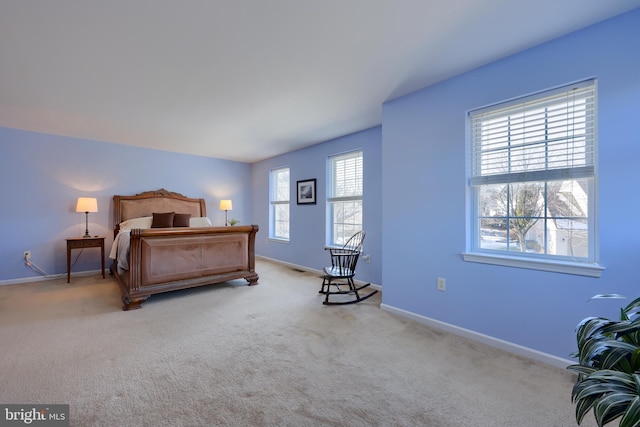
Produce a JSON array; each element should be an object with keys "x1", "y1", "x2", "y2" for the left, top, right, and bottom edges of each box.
[
  {"x1": 437, "y1": 277, "x2": 446, "y2": 291},
  {"x1": 362, "y1": 254, "x2": 371, "y2": 264},
  {"x1": 24, "y1": 251, "x2": 31, "y2": 261}
]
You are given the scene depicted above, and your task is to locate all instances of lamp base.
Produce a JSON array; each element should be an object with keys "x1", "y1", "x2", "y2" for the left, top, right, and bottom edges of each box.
[{"x1": 83, "y1": 212, "x2": 91, "y2": 237}]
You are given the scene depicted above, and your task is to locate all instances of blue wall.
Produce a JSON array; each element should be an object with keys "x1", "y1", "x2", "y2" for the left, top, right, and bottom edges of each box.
[
  {"x1": 381, "y1": 9, "x2": 640, "y2": 360},
  {"x1": 2, "y1": 9, "x2": 638, "y2": 363},
  {"x1": 251, "y1": 126, "x2": 382, "y2": 285},
  {"x1": 0, "y1": 128, "x2": 251, "y2": 282}
]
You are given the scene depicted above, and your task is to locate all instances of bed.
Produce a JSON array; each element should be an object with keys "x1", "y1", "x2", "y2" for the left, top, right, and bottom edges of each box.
[{"x1": 109, "y1": 189, "x2": 259, "y2": 310}]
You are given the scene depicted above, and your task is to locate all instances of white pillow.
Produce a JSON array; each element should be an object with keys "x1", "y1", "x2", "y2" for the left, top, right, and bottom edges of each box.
[
  {"x1": 119, "y1": 216, "x2": 153, "y2": 231},
  {"x1": 189, "y1": 217, "x2": 212, "y2": 227}
]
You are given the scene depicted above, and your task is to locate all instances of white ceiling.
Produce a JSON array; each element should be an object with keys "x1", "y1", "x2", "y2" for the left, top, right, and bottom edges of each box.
[{"x1": 1, "y1": 1, "x2": 638, "y2": 163}]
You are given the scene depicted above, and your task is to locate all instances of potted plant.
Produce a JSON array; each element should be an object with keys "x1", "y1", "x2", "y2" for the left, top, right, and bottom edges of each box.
[
  {"x1": 228, "y1": 219, "x2": 239, "y2": 226},
  {"x1": 568, "y1": 295, "x2": 640, "y2": 426}
]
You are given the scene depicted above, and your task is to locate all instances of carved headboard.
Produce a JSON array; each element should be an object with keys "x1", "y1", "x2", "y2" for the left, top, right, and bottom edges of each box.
[{"x1": 113, "y1": 189, "x2": 207, "y2": 232}]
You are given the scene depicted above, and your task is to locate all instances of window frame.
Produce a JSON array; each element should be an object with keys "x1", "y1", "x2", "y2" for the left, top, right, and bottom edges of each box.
[
  {"x1": 269, "y1": 166, "x2": 290, "y2": 241},
  {"x1": 327, "y1": 150, "x2": 364, "y2": 247},
  {"x1": 463, "y1": 80, "x2": 604, "y2": 277}
]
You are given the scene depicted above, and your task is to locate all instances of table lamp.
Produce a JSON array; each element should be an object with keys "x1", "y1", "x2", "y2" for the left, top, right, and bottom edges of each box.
[
  {"x1": 76, "y1": 197, "x2": 98, "y2": 237},
  {"x1": 219, "y1": 199, "x2": 232, "y2": 226}
]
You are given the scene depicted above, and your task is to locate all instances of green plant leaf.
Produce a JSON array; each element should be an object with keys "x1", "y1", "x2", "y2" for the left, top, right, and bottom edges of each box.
[
  {"x1": 568, "y1": 364, "x2": 597, "y2": 377},
  {"x1": 594, "y1": 392, "x2": 637, "y2": 426},
  {"x1": 574, "y1": 381, "x2": 634, "y2": 402},
  {"x1": 603, "y1": 317, "x2": 640, "y2": 338},
  {"x1": 570, "y1": 300, "x2": 640, "y2": 426},
  {"x1": 600, "y1": 347, "x2": 634, "y2": 372},
  {"x1": 619, "y1": 396, "x2": 640, "y2": 427},
  {"x1": 570, "y1": 371, "x2": 640, "y2": 426},
  {"x1": 577, "y1": 318, "x2": 618, "y2": 349},
  {"x1": 579, "y1": 339, "x2": 638, "y2": 371},
  {"x1": 631, "y1": 349, "x2": 640, "y2": 372},
  {"x1": 624, "y1": 297, "x2": 640, "y2": 315},
  {"x1": 582, "y1": 370, "x2": 637, "y2": 387},
  {"x1": 575, "y1": 393, "x2": 599, "y2": 425}
]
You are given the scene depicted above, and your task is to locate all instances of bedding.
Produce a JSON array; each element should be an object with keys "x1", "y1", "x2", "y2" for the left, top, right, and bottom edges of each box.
[
  {"x1": 109, "y1": 216, "x2": 213, "y2": 270},
  {"x1": 109, "y1": 189, "x2": 258, "y2": 310}
]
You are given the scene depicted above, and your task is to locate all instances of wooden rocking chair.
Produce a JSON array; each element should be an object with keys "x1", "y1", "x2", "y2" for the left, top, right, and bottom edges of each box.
[{"x1": 319, "y1": 231, "x2": 378, "y2": 305}]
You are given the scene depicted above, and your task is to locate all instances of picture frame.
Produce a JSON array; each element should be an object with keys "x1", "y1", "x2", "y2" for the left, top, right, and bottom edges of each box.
[{"x1": 297, "y1": 179, "x2": 316, "y2": 205}]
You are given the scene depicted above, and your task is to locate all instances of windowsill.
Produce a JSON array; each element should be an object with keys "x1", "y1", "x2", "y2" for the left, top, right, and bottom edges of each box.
[
  {"x1": 268, "y1": 237, "x2": 289, "y2": 244},
  {"x1": 461, "y1": 252, "x2": 604, "y2": 277}
]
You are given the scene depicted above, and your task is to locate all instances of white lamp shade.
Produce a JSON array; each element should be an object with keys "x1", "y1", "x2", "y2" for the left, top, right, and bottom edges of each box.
[
  {"x1": 76, "y1": 197, "x2": 98, "y2": 213},
  {"x1": 219, "y1": 200, "x2": 233, "y2": 211}
]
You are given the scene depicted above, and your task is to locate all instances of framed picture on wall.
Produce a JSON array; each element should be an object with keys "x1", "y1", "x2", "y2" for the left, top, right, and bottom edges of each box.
[{"x1": 297, "y1": 179, "x2": 316, "y2": 205}]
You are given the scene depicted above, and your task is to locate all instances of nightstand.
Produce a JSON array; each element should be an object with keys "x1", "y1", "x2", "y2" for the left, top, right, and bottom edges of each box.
[{"x1": 66, "y1": 236, "x2": 105, "y2": 283}]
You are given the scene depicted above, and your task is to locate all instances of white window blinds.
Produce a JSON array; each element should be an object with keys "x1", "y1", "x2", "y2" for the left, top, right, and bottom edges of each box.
[
  {"x1": 329, "y1": 151, "x2": 363, "y2": 201},
  {"x1": 470, "y1": 80, "x2": 596, "y2": 186},
  {"x1": 272, "y1": 167, "x2": 289, "y2": 202}
]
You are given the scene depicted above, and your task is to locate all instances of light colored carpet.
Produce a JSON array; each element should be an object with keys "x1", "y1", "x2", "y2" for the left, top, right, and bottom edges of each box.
[{"x1": 0, "y1": 259, "x2": 594, "y2": 427}]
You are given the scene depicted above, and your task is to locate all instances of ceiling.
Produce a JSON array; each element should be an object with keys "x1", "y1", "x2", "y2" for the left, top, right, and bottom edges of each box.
[{"x1": 1, "y1": 1, "x2": 638, "y2": 163}]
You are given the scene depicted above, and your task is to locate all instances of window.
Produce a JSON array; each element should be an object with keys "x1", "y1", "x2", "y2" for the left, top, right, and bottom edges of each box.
[
  {"x1": 465, "y1": 80, "x2": 602, "y2": 276},
  {"x1": 328, "y1": 150, "x2": 363, "y2": 246},
  {"x1": 270, "y1": 167, "x2": 290, "y2": 240}
]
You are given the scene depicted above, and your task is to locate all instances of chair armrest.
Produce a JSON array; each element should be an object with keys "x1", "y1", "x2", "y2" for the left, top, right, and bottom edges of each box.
[{"x1": 329, "y1": 248, "x2": 358, "y2": 256}]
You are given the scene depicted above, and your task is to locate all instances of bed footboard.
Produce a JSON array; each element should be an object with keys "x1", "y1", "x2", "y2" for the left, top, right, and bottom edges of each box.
[{"x1": 112, "y1": 225, "x2": 258, "y2": 310}]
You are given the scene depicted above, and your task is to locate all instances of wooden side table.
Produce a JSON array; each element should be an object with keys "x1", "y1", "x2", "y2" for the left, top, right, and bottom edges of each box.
[{"x1": 66, "y1": 236, "x2": 105, "y2": 283}]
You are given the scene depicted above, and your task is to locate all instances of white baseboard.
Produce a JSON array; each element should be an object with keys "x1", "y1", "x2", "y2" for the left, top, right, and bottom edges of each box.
[
  {"x1": 256, "y1": 254, "x2": 382, "y2": 291},
  {"x1": 0, "y1": 269, "x2": 104, "y2": 286},
  {"x1": 380, "y1": 303, "x2": 574, "y2": 370}
]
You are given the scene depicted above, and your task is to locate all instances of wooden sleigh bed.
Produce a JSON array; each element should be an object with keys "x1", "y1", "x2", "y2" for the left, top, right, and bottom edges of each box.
[{"x1": 109, "y1": 189, "x2": 259, "y2": 310}]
